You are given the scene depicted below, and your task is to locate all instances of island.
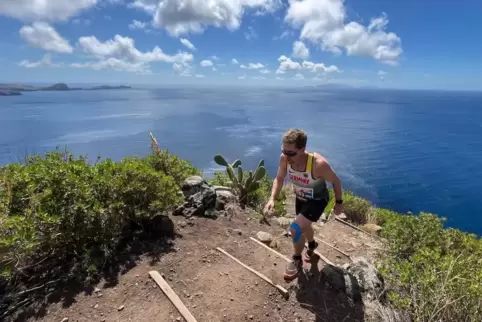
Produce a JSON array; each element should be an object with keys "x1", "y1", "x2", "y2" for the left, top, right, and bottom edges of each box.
[{"x1": 0, "y1": 83, "x2": 132, "y2": 96}]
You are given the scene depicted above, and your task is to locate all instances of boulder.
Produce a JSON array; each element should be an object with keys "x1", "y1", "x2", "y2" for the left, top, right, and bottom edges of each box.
[
  {"x1": 361, "y1": 223, "x2": 383, "y2": 235},
  {"x1": 345, "y1": 257, "x2": 384, "y2": 301},
  {"x1": 174, "y1": 176, "x2": 217, "y2": 218},
  {"x1": 215, "y1": 188, "x2": 236, "y2": 210},
  {"x1": 322, "y1": 257, "x2": 384, "y2": 302}
]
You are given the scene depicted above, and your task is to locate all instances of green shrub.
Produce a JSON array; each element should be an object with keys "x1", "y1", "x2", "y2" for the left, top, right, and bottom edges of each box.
[
  {"x1": 0, "y1": 151, "x2": 185, "y2": 282},
  {"x1": 377, "y1": 212, "x2": 482, "y2": 321},
  {"x1": 342, "y1": 191, "x2": 373, "y2": 224}
]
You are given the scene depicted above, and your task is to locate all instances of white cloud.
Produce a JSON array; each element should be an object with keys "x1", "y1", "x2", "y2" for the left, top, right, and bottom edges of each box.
[
  {"x1": 195, "y1": 74, "x2": 205, "y2": 78},
  {"x1": 252, "y1": 76, "x2": 266, "y2": 80},
  {"x1": 75, "y1": 34, "x2": 193, "y2": 73},
  {"x1": 180, "y1": 38, "x2": 196, "y2": 50},
  {"x1": 173, "y1": 62, "x2": 193, "y2": 76},
  {"x1": 260, "y1": 69, "x2": 270, "y2": 74},
  {"x1": 240, "y1": 62, "x2": 264, "y2": 70},
  {"x1": 129, "y1": 20, "x2": 148, "y2": 29},
  {"x1": 276, "y1": 55, "x2": 301, "y2": 74},
  {"x1": 200, "y1": 59, "x2": 213, "y2": 67},
  {"x1": 128, "y1": 0, "x2": 282, "y2": 36},
  {"x1": 18, "y1": 54, "x2": 59, "y2": 68},
  {"x1": 231, "y1": 58, "x2": 239, "y2": 64},
  {"x1": 19, "y1": 22, "x2": 73, "y2": 53},
  {"x1": 276, "y1": 55, "x2": 340, "y2": 75},
  {"x1": 211, "y1": 55, "x2": 220, "y2": 60},
  {"x1": 285, "y1": 0, "x2": 402, "y2": 65},
  {"x1": 212, "y1": 67, "x2": 217, "y2": 71},
  {"x1": 244, "y1": 26, "x2": 258, "y2": 40},
  {"x1": 0, "y1": 0, "x2": 98, "y2": 22},
  {"x1": 71, "y1": 58, "x2": 151, "y2": 74},
  {"x1": 293, "y1": 73, "x2": 304, "y2": 80},
  {"x1": 378, "y1": 70, "x2": 387, "y2": 79},
  {"x1": 292, "y1": 40, "x2": 309, "y2": 59},
  {"x1": 275, "y1": 76, "x2": 284, "y2": 80},
  {"x1": 238, "y1": 75, "x2": 246, "y2": 80}
]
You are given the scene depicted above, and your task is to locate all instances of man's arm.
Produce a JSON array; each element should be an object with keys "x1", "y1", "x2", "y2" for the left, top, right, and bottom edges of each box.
[
  {"x1": 269, "y1": 154, "x2": 288, "y2": 201},
  {"x1": 315, "y1": 156, "x2": 343, "y2": 201}
]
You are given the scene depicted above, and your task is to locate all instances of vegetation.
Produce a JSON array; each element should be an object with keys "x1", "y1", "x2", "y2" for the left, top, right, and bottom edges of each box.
[
  {"x1": 209, "y1": 155, "x2": 287, "y2": 217},
  {"x1": 0, "y1": 134, "x2": 199, "y2": 317},
  {"x1": 213, "y1": 154, "x2": 267, "y2": 208},
  {"x1": 335, "y1": 191, "x2": 482, "y2": 321}
]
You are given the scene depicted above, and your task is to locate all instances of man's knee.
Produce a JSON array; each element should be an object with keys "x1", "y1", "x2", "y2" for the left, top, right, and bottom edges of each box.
[{"x1": 289, "y1": 221, "x2": 303, "y2": 243}]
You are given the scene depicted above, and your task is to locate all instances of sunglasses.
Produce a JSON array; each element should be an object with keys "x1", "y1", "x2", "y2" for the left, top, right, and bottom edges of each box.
[{"x1": 282, "y1": 149, "x2": 297, "y2": 157}]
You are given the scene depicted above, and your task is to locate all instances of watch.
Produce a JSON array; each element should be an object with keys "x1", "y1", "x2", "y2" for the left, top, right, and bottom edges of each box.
[{"x1": 335, "y1": 199, "x2": 343, "y2": 205}]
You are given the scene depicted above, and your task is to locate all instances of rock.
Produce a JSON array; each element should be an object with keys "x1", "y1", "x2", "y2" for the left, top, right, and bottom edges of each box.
[
  {"x1": 234, "y1": 229, "x2": 243, "y2": 235},
  {"x1": 276, "y1": 217, "x2": 292, "y2": 228},
  {"x1": 61, "y1": 318, "x2": 69, "y2": 322},
  {"x1": 361, "y1": 223, "x2": 383, "y2": 235},
  {"x1": 345, "y1": 257, "x2": 384, "y2": 301},
  {"x1": 215, "y1": 189, "x2": 236, "y2": 210},
  {"x1": 256, "y1": 231, "x2": 273, "y2": 244},
  {"x1": 321, "y1": 264, "x2": 362, "y2": 302},
  {"x1": 174, "y1": 176, "x2": 218, "y2": 218},
  {"x1": 248, "y1": 315, "x2": 254, "y2": 320},
  {"x1": 322, "y1": 257, "x2": 384, "y2": 302},
  {"x1": 118, "y1": 305, "x2": 125, "y2": 311},
  {"x1": 337, "y1": 213, "x2": 347, "y2": 220}
]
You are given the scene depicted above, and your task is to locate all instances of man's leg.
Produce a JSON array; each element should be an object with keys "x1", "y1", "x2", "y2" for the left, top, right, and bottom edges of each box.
[{"x1": 284, "y1": 213, "x2": 312, "y2": 281}]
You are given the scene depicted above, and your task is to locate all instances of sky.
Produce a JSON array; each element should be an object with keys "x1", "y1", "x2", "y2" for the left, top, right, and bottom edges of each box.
[{"x1": 0, "y1": 0, "x2": 481, "y2": 90}]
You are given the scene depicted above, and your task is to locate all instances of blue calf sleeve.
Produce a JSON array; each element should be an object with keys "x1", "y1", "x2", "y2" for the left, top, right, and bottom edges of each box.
[{"x1": 289, "y1": 222, "x2": 302, "y2": 243}]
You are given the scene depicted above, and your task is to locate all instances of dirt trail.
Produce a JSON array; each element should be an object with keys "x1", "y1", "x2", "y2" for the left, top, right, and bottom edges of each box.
[
  {"x1": 16, "y1": 196, "x2": 382, "y2": 322},
  {"x1": 21, "y1": 213, "x2": 382, "y2": 322}
]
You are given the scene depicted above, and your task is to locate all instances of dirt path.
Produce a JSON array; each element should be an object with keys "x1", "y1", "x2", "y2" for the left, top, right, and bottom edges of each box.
[{"x1": 16, "y1": 206, "x2": 383, "y2": 322}]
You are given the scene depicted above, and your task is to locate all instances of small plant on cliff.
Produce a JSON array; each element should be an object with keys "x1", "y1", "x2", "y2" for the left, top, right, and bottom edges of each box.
[{"x1": 213, "y1": 154, "x2": 266, "y2": 208}]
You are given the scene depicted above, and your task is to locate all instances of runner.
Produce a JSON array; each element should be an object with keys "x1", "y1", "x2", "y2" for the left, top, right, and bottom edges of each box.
[{"x1": 263, "y1": 128, "x2": 344, "y2": 281}]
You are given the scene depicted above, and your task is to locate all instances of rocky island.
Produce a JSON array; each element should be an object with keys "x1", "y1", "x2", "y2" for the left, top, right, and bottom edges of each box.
[{"x1": 0, "y1": 83, "x2": 132, "y2": 96}]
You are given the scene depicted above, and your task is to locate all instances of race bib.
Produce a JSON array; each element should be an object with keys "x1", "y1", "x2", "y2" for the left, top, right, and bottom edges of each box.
[{"x1": 293, "y1": 185, "x2": 314, "y2": 199}]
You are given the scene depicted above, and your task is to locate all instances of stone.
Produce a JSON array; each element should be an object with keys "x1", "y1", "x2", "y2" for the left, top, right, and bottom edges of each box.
[
  {"x1": 256, "y1": 231, "x2": 273, "y2": 244},
  {"x1": 174, "y1": 176, "x2": 218, "y2": 218},
  {"x1": 322, "y1": 257, "x2": 384, "y2": 302},
  {"x1": 61, "y1": 318, "x2": 69, "y2": 322},
  {"x1": 118, "y1": 305, "x2": 125, "y2": 311},
  {"x1": 345, "y1": 257, "x2": 385, "y2": 301},
  {"x1": 361, "y1": 223, "x2": 383, "y2": 235},
  {"x1": 215, "y1": 189, "x2": 236, "y2": 210},
  {"x1": 276, "y1": 217, "x2": 292, "y2": 228}
]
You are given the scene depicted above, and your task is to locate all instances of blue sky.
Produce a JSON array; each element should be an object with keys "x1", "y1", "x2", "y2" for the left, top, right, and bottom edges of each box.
[{"x1": 0, "y1": 0, "x2": 480, "y2": 90}]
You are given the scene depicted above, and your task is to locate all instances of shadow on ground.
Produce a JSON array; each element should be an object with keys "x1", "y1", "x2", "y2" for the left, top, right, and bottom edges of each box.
[
  {"x1": 1, "y1": 214, "x2": 180, "y2": 322},
  {"x1": 295, "y1": 256, "x2": 365, "y2": 322}
]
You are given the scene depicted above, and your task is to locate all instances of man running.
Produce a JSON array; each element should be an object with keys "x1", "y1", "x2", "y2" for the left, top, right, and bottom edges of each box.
[{"x1": 263, "y1": 128, "x2": 344, "y2": 281}]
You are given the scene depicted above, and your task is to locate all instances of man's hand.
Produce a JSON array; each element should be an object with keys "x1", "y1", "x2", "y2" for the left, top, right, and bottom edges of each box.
[
  {"x1": 333, "y1": 203, "x2": 344, "y2": 216},
  {"x1": 263, "y1": 198, "x2": 275, "y2": 216}
]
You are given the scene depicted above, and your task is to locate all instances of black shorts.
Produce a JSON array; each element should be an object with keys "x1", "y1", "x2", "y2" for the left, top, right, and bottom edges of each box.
[{"x1": 295, "y1": 197, "x2": 329, "y2": 222}]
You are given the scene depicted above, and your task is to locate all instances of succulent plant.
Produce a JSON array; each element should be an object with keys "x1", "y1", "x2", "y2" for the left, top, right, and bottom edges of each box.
[{"x1": 213, "y1": 154, "x2": 266, "y2": 207}]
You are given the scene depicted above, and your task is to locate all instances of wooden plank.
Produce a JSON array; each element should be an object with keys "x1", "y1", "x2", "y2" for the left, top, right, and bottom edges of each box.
[
  {"x1": 149, "y1": 270, "x2": 198, "y2": 322},
  {"x1": 249, "y1": 237, "x2": 291, "y2": 262},
  {"x1": 314, "y1": 237, "x2": 352, "y2": 259},
  {"x1": 305, "y1": 243, "x2": 336, "y2": 266},
  {"x1": 216, "y1": 247, "x2": 289, "y2": 298}
]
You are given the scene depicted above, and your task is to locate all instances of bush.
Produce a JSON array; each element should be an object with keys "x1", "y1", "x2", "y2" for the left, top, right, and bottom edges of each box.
[
  {"x1": 377, "y1": 212, "x2": 482, "y2": 321},
  {"x1": 0, "y1": 142, "x2": 198, "y2": 317}
]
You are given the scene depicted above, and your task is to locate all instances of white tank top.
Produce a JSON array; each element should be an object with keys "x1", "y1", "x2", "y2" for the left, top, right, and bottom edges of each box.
[{"x1": 287, "y1": 153, "x2": 328, "y2": 200}]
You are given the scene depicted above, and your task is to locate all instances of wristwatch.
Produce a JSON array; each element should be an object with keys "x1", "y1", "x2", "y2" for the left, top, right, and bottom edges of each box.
[{"x1": 335, "y1": 199, "x2": 343, "y2": 205}]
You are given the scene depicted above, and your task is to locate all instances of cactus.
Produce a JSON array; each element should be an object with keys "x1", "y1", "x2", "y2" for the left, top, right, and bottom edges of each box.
[{"x1": 213, "y1": 154, "x2": 266, "y2": 207}]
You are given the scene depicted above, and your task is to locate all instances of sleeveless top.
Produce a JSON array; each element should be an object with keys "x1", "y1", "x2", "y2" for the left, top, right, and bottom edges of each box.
[{"x1": 287, "y1": 153, "x2": 329, "y2": 201}]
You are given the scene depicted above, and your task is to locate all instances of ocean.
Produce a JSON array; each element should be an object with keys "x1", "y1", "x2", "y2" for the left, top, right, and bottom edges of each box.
[{"x1": 1, "y1": 85, "x2": 481, "y2": 235}]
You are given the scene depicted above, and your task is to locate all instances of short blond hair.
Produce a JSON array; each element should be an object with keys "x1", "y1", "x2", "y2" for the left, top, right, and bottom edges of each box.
[{"x1": 282, "y1": 128, "x2": 307, "y2": 149}]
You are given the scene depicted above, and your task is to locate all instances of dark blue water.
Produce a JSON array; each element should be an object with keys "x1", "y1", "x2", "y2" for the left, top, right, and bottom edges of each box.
[{"x1": 1, "y1": 86, "x2": 481, "y2": 235}]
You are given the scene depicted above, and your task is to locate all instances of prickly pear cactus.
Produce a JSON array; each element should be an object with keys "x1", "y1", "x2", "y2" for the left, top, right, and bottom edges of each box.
[{"x1": 213, "y1": 154, "x2": 266, "y2": 207}]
